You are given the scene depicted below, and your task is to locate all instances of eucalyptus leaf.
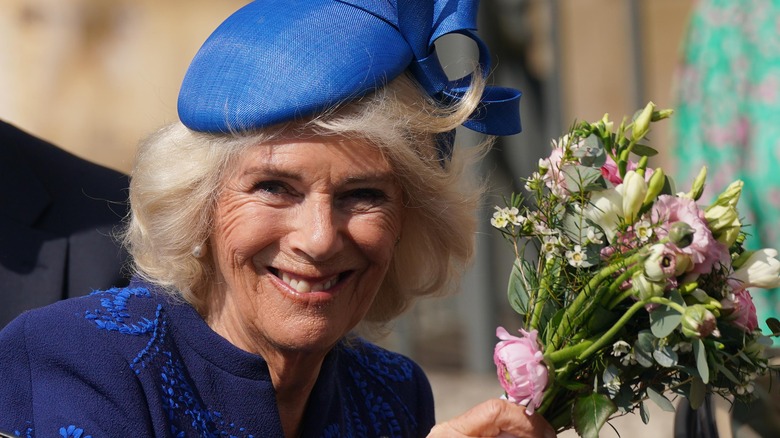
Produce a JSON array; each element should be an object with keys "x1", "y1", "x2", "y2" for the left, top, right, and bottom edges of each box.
[
  {"x1": 633, "y1": 331, "x2": 656, "y2": 368},
  {"x1": 694, "y1": 339, "x2": 709, "y2": 384},
  {"x1": 639, "y1": 401, "x2": 650, "y2": 424},
  {"x1": 574, "y1": 134, "x2": 607, "y2": 167},
  {"x1": 669, "y1": 289, "x2": 685, "y2": 306},
  {"x1": 572, "y1": 393, "x2": 617, "y2": 438},
  {"x1": 561, "y1": 165, "x2": 606, "y2": 193},
  {"x1": 602, "y1": 364, "x2": 621, "y2": 397},
  {"x1": 652, "y1": 344, "x2": 678, "y2": 368},
  {"x1": 649, "y1": 306, "x2": 683, "y2": 338},
  {"x1": 688, "y1": 377, "x2": 706, "y2": 410},
  {"x1": 646, "y1": 387, "x2": 676, "y2": 412},
  {"x1": 767, "y1": 317, "x2": 780, "y2": 336},
  {"x1": 507, "y1": 259, "x2": 529, "y2": 316}
]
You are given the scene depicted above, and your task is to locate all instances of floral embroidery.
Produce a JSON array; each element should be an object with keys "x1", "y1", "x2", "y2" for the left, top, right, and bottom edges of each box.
[
  {"x1": 82, "y1": 286, "x2": 253, "y2": 437},
  {"x1": 84, "y1": 287, "x2": 154, "y2": 335},
  {"x1": 12, "y1": 422, "x2": 32, "y2": 438},
  {"x1": 58, "y1": 425, "x2": 91, "y2": 438},
  {"x1": 320, "y1": 341, "x2": 418, "y2": 437}
]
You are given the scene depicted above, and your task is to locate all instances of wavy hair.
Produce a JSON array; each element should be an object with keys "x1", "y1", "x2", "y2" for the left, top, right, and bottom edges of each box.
[{"x1": 123, "y1": 72, "x2": 490, "y2": 326}]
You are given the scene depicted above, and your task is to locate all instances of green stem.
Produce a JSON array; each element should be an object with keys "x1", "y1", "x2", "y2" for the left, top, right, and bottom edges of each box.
[
  {"x1": 576, "y1": 299, "x2": 648, "y2": 361},
  {"x1": 599, "y1": 265, "x2": 642, "y2": 307},
  {"x1": 647, "y1": 296, "x2": 687, "y2": 314},
  {"x1": 545, "y1": 339, "x2": 595, "y2": 367},
  {"x1": 607, "y1": 288, "x2": 637, "y2": 309},
  {"x1": 546, "y1": 251, "x2": 646, "y2": 354},
  {"x1": 529, "y1": 258, "x2": 555, "y2": 329}
]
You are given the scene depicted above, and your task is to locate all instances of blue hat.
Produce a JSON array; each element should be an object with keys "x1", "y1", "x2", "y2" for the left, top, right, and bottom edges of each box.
[{"x1": 177, "y1": 0, "x2": 521, "y2": 152}]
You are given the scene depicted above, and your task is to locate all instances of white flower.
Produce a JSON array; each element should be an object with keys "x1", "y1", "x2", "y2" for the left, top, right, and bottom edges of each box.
[
  {"x1": 674, "y1": 341, "x2": 693, "y2": 353},
  {"x1": 538, "y1": 158, "x2": 550, "y2": 174},
  {"x1": 586, "y1": 226, "x2": 604, "y2": 245},
  {"x1": 603, "y1": 375, "x2": 622, "y2": 393},
  {"x1": 620, "y1": 170, "x2": 647, "y2": 225},
  {"x1": 735, "y1": 382, "x2": 755, "y2": 395},
  {"x1": 541, "y1": 235, "x2": 560, "y2": 259},
  {"x1": 505, "y1": 207, "x2": 525, "y2": 227},
  {"x1": 525, "y1": 172, "x2": 543, "y2": 192},
  {"x1": 731, "y1": 248, "x2": 780, "y2": 289},
  {"x1": 611, "y1": 340, "x2": 631, "y2": 357},
  {"x1": 635, "y1": 220, "x2": 653, "y2": 242},
  {"x1": 566, "y1": 245, "x2": 588, "y2": 267},
  {"x1": 620, "y1": 352, "x2": 637, "y2": 366},
  {"x1": 490, "y1": 206, "x2": 509, "y2": 229},
  {"x1": 584, "y1": 188, "x2": 624, "y2": 244}
]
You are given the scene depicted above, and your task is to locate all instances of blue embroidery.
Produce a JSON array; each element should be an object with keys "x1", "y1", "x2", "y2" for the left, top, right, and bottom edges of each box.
[
  {"x1": 320, "y1": 341, "x2": 417, "y2": 437},
  {"x1": 81, "y1": 286, "x2": 254, "y2": 438},
  {"x1": 58, "y1": 425, "x2": 91, "y2": 438},
  {"x1": 12, "y1": 422, "x2": 32, "y2": 438},
  {"x1": 84, "y1": 287, "x2": 155, "y2": 335}
]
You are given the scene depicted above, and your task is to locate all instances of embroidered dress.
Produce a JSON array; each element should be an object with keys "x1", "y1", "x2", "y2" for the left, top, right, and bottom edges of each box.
[
  {"x1": 0, "y1": 279, "x2": 435, "y2": 437},
  {"x1": 673, "y1": 0, "x2": 780, "y2": 336}
]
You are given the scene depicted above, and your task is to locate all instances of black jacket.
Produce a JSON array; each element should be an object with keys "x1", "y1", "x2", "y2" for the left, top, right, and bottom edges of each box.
[{"x1": 0, "y1": 120, "x2": 129, "y2": 327}]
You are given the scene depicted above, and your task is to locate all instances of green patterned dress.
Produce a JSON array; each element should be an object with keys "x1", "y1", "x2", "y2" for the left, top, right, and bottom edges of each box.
[{"x1": 673, "y1": 0, "x2": 780, "y2": 338}]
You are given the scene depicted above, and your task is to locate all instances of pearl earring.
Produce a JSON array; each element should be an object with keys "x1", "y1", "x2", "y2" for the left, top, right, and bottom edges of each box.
[{"x1": 192, "y1": 245, "x2": 204, "y2": 258}]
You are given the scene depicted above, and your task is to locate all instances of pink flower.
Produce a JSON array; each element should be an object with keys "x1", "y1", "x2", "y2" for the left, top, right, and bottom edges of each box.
[
  {"x1": 600, "y1": 154, "x2": 625, "y2": 185},
  {"x1": 651, "y1": 195, "x2": 729, "y2": 275},
  {"x1": 723, "y1": 289, "x2": 758, "y2": 332},
  {"x1": 600, "y1": 156, "x2": 653, "y2": 186},
  {"x1": 494, "y1": 326, "x2": 548, "y2": 414},
  {"x1": 542, "y1": 146, "x2": 568, "y2": 195}
]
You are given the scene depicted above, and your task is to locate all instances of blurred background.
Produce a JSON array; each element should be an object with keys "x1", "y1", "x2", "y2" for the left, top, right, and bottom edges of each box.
[{"x1": 1, "y1": 0, "x2": 703, "y2": 434}]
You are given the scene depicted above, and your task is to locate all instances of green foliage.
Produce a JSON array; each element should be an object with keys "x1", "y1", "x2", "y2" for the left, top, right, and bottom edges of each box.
[
  {"x1": 489, "y1": 104, "x2": 778, "y2": 436},
  {"x1": 572, "y1": 393, "x2": 617, "y2": 438}
]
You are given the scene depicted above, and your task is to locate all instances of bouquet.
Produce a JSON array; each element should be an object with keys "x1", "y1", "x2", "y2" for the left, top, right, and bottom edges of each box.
[{"x1": 490, "y1": 102, "x2": 780, "y2": 437}]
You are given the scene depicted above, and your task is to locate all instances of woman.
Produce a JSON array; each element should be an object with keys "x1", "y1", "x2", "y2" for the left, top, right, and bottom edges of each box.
[{"x1": 0, "y1": 1, "x2": 553, "y2": 437}]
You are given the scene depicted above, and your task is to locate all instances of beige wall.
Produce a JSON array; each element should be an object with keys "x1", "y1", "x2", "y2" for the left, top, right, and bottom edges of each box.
[
  {"x1": 1, "y1": 0, "x2": 250, "y2": 173},
  {"x1": 558, "y1": 0, "x2": 693, "y2": 167},
  {"x1": 2, "y1": 0, "x2": 693, "y2": 172}
]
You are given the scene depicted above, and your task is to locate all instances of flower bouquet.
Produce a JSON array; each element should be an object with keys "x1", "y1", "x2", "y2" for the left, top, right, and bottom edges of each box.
[{"x1": 491, "y1": 102, "x2": 780, "y2": 437}]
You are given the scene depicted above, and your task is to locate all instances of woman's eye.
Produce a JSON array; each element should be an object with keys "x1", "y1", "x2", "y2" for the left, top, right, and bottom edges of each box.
[
  {"x1": 253, "y1": 180, "x2": 290, "y2": 195},
  {"x1": 339, "y1": 188, "x2": 387, "y2": 209}
]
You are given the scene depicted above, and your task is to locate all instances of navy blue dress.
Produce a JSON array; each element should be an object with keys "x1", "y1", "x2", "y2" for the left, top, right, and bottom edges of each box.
[{"x1": 0, "y1": 279, "x2": 435, "y2": 437}]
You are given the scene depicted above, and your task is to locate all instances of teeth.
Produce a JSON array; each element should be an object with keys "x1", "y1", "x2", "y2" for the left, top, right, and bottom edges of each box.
[{"x1": 280, "y1": 272, "x2": 338, "y2": 292}]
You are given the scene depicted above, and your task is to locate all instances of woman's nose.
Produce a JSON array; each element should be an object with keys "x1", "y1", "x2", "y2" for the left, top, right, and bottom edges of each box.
[{"x1": 288, "y1": 198, "x2": 344, "y2": 261}]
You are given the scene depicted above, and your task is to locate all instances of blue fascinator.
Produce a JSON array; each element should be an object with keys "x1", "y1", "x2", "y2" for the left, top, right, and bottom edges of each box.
[{"x1": 177, "y1": 0, "x2": 521, "y2": 156}]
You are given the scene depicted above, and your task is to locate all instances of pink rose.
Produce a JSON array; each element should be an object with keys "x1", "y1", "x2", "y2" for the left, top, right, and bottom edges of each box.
[
  {"x1": 494, "y1": 326, "x2": 548, "y2": 414},
  {"x1": 723, "y1": 289, "x2": 758, "y2": 332},
  {"x1": 651, "y1": 195, "x2": 729, "y2": 275}
]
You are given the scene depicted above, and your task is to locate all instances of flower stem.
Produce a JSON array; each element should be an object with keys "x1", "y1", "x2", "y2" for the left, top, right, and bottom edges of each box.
[
  {"x1": 529, "y1": 258, "x2": 555, "y2": 329},
  {"x1": 546, "y1": 251, "x2": 646, "y2": 353},
  {"x1": 576, "y1": 299, "x2": 648, "y2": 361}
]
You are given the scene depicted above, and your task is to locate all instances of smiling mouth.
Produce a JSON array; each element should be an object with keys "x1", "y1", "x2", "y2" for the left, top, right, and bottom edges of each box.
[{"x1": 269, "y1": 268, "x2": 346, "y2": 293}]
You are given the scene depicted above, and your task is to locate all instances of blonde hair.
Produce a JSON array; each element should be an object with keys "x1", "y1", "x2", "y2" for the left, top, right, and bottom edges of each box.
[{"x1": 123, "y1": 72, "x2": 490, "y2": 324}]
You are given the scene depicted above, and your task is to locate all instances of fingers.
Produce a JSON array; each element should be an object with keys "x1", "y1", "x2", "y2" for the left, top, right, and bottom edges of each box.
[{"x1": 428, "y1": 399, "x2": 555, "y2": 438}]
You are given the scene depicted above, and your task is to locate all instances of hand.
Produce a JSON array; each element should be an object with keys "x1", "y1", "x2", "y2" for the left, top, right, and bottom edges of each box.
[{"x1": 427, "y1": 399, "x2": 555, "y2": 438}]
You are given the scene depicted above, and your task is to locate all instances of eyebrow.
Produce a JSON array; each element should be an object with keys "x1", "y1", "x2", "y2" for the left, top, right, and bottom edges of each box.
[{"x1": 243, "y1": 165, "x2": 397, "y2": 186}]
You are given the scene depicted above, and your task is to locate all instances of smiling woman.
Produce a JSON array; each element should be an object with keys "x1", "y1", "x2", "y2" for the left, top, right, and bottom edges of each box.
[{"x1": 0, "y1": 1, "x2": 554, "y2": 437}]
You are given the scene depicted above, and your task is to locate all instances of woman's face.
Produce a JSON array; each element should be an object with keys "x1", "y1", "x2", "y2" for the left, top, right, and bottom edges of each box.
[{"x1": 207, "y1": 134, "x2": 404, "y2": 357}]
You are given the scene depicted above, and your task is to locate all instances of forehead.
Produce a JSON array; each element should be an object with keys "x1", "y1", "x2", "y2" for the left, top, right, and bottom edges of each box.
[{"x1": 232, "y1": 134, "x2": 393, "y2": 177}]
